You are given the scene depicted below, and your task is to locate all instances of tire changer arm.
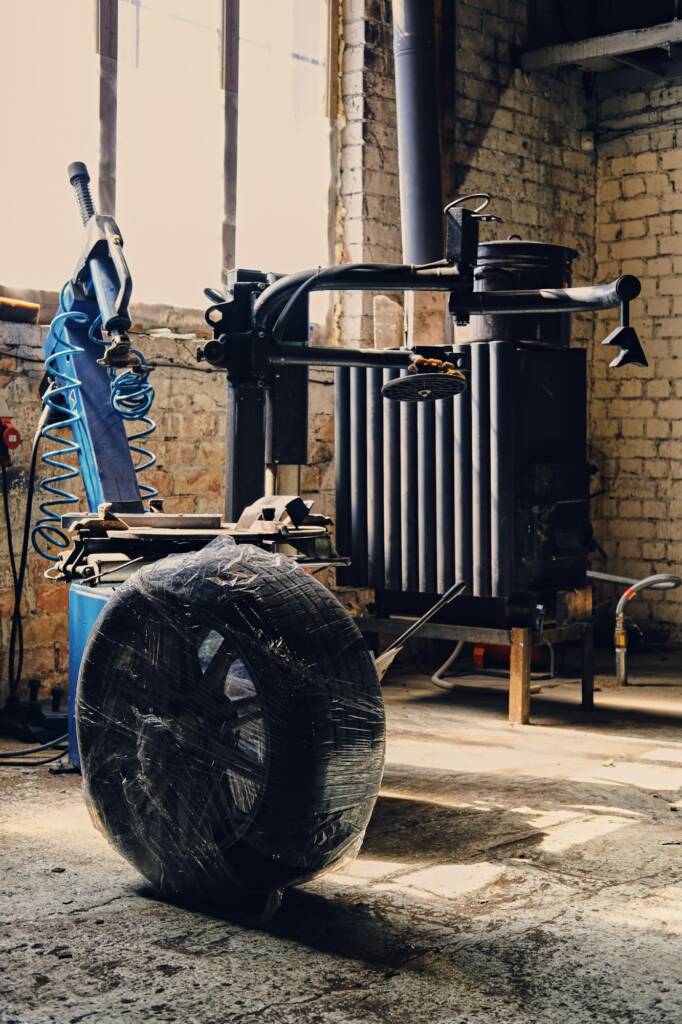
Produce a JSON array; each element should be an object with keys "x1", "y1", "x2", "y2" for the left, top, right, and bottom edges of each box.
[
  {"x1": 38, "y1": 163, "x2": 149, "y2": 533},
  {"x1": 200, "y1": 197, "x2": 647, "y2": 397}
]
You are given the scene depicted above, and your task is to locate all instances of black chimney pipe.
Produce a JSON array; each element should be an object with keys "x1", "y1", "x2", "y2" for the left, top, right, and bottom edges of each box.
[{"x1": 392, "y1": 0, "x2": 443, "y2": 263}]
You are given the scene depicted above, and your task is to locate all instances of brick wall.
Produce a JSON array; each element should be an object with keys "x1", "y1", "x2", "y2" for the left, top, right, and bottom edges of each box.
[
  {"x1": 338, "y1": 0, "x2": 402, "y2": 347},
  {"x1": 0, "y1": 321, "x2": 226, "y2": 699},
  {"x1": 339, "y1": 0, "x2": 596, "y2": 330},
  {"x1": 0, "y1": 318, "x2": 336, "y2": 701},
  {"x1": 447, "y1": 0, "x2": 595, "y2": 341},
  {"x1": 592, "y1": 82, "x2": 682, "y2": 632}
]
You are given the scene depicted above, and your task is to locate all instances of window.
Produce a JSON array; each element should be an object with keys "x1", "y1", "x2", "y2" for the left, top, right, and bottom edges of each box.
[
  {"x1": 0, "y1": 1, "x2": 99, "y2": 292},
  {"x1": 117, "y1": 0, "x2": 224, "y2": 306},
  {"x1": 0, "y1": 0, "x2": 332, "y2": 312},
  {"x1": 237, "y1": 0, "x2": 331, "y2": 274}
]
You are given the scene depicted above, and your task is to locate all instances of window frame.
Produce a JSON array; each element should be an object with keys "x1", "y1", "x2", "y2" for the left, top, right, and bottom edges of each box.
[{"x1": 1, "y1": 0, "x2": 334, "y2": 328}]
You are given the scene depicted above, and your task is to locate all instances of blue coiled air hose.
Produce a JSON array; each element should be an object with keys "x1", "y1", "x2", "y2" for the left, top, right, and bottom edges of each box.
[
  {"x1": 33, "y1": 297, "x2": 157, "y2": 561},
  {"x1": 32, "y1": 299, "x2": 90, "y2": 560},
  {"x1": 108, "y1": 354, "x2": 158, "y2": 501}
]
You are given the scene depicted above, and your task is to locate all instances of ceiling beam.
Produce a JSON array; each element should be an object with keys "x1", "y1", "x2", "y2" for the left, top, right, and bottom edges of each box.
[{"x1": 520, "y1": 18, "x2": 682, "y2": 72}]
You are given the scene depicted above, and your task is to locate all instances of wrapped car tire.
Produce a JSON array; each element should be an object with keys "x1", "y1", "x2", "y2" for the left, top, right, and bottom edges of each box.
[{"x1": 77, "y1": 537, "x2": 385, "y2": 908}]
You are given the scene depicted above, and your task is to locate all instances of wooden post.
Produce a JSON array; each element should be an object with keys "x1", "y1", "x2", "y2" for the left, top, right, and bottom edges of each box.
[
  {"x1": 509, "y1": 627, "x2": 531, "y2": 725},
  {"x1": 97, "y1": 0, "x2": 118, "y2": 216},
  {"x1": 221, "y1": 0, "x2": 240, "y2": 279}
]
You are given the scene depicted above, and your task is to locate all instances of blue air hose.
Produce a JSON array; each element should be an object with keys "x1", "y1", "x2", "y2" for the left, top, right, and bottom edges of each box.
[
  {"x1": 33, "y1": 296, "x2": 157, "y2": 561},
  {"x1": 32, "y1": 300, "x2": 91, "y2": 560},
  {"x1": 108, "y1": 354, "x2": 158, "y2": 501}
]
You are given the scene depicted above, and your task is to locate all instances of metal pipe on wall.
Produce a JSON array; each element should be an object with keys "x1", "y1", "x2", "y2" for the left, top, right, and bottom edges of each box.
[{"x1": 392, "y1": 0, "x2": 443, "y2": 265}]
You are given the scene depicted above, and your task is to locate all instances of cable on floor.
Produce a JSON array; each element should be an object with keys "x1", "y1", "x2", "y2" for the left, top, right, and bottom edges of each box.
[
  {"x1": 0, "y1": 750, "x2": 66, "y2": 768},
  {"x1": 0, "y1": 734, "x2": 68, "y2": 758}
]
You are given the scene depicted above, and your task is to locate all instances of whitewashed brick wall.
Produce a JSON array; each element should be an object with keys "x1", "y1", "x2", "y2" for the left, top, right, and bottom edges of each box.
[{"x1": 592, "y1": 83, "x2": 682, "y2": 631}]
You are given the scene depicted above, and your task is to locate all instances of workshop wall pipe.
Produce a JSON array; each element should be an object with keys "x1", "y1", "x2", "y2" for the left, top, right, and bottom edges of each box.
[
  {"x1": 587, "y1": 570, "x2": 682, "y2": 685},
  {"x1": 614, "y1": 573, "x2": 682, "y2": 685},
  {"x1": 392, "y1": 0, "x2": 443, "y2": 264}
]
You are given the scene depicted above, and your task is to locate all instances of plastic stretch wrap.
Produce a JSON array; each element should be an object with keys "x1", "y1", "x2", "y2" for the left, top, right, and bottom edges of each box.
[{"x1": 77, "y1": 537, "x2": 385, "y2": 912}]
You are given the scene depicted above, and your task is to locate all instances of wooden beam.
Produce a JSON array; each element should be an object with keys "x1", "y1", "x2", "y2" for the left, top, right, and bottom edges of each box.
[
  {"x1": 326, "y1": 0, "x2": 341, "y2": 120},
  {"x1": 520, "y1": 19, "x2": 682, "y2": 72},
  {"x1": 509, "y1": 627, "x2": 531, "y2": 725},
  {"x1": 96, "y1": 0, "x2": 117, "y2": 58},
  {"x1": 97, "y1": 0, "x2": 118, "y2": 215},
  {"x1": 222, "y1": 0, "x2": 240, "y2": 277}
]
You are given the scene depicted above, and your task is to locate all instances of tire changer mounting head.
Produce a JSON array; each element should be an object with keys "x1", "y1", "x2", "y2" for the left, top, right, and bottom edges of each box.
[{"x1": 200, "y1": 193, "x2": 646, "y2": 403}]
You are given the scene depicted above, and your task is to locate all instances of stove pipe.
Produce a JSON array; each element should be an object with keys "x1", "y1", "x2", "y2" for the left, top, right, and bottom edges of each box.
[{"x1": 392, "y1": 0, "x2": 443, "y2": 264}]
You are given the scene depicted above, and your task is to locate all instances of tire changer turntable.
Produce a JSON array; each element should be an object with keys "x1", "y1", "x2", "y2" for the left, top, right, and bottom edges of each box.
[{"x1": 30, "y1": 164, "x2": 646, "y2": 909}]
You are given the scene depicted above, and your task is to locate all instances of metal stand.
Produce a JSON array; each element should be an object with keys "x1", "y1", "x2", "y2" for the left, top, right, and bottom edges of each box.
[{"x1": 357, "y1": 617, "x2": 594, "y2": 725}]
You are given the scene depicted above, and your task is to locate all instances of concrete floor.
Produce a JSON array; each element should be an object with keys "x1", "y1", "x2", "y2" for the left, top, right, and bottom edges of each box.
[{"x1": 2, "y1": 658, "x2": 682, "y2": 1024}]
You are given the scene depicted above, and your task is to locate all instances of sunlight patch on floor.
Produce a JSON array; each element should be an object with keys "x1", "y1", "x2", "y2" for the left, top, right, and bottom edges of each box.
[
  {"x1": 603, "y1": 887, "x2": 682, "y2": 935},
  {"x1": 571, "y1": 761, "x2": 682, "y2": 791},
  {"x1": 537, "y1": 813, "x2": 636, "y2": 854},
  {"x1": 386, "y1": 736, "x2": 560, "y2": 775},
  {"x1": 1, "y1": 802, "x2": 104, "y2": 849},
  {"x1": 378, "y1": 861, "x2": 504, "y2": 901}
]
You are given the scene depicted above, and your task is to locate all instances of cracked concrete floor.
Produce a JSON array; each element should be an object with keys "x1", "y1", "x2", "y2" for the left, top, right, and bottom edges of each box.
[{"x1": 1, "y1": 665, "x2": 682, "y2": 1024}]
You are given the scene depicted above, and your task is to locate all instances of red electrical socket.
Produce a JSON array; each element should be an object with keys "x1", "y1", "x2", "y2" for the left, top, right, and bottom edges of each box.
[{"x1": 0, "y1": 416, "x2": 21, "y2": 468}]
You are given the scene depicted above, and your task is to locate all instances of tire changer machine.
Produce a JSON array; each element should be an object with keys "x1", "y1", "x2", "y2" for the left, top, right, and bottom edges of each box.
[
  {"x1": 27, "y1": 163, "x2": 645, "y2": 766},
  {"x1": 6, "y1": 157, "x2": 647, "y2": 897}
]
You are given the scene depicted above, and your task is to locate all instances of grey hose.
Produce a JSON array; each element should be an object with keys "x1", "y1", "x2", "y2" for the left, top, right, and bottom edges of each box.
[
  {"x1": 613, "y1": 573, "x2": 682, "y2": 616},
  {"x1": 588, "y1": 570, "x2": 682, "y2": 685}
]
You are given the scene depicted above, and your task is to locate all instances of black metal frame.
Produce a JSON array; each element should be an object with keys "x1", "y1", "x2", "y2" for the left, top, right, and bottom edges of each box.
[{"x1": 198, "y1": 203, "x2": 644, "y2": 524}]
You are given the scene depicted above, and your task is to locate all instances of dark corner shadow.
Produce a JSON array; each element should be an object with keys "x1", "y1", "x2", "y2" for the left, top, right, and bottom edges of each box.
[{"x1": 441, "y1": 34, "x2": 517, "y2": 203}]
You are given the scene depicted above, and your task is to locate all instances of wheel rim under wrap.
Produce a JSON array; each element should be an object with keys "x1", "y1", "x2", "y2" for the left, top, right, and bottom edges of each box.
[{"x1": 76, "y1": 536, "x2": 385, "y2": 908}]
